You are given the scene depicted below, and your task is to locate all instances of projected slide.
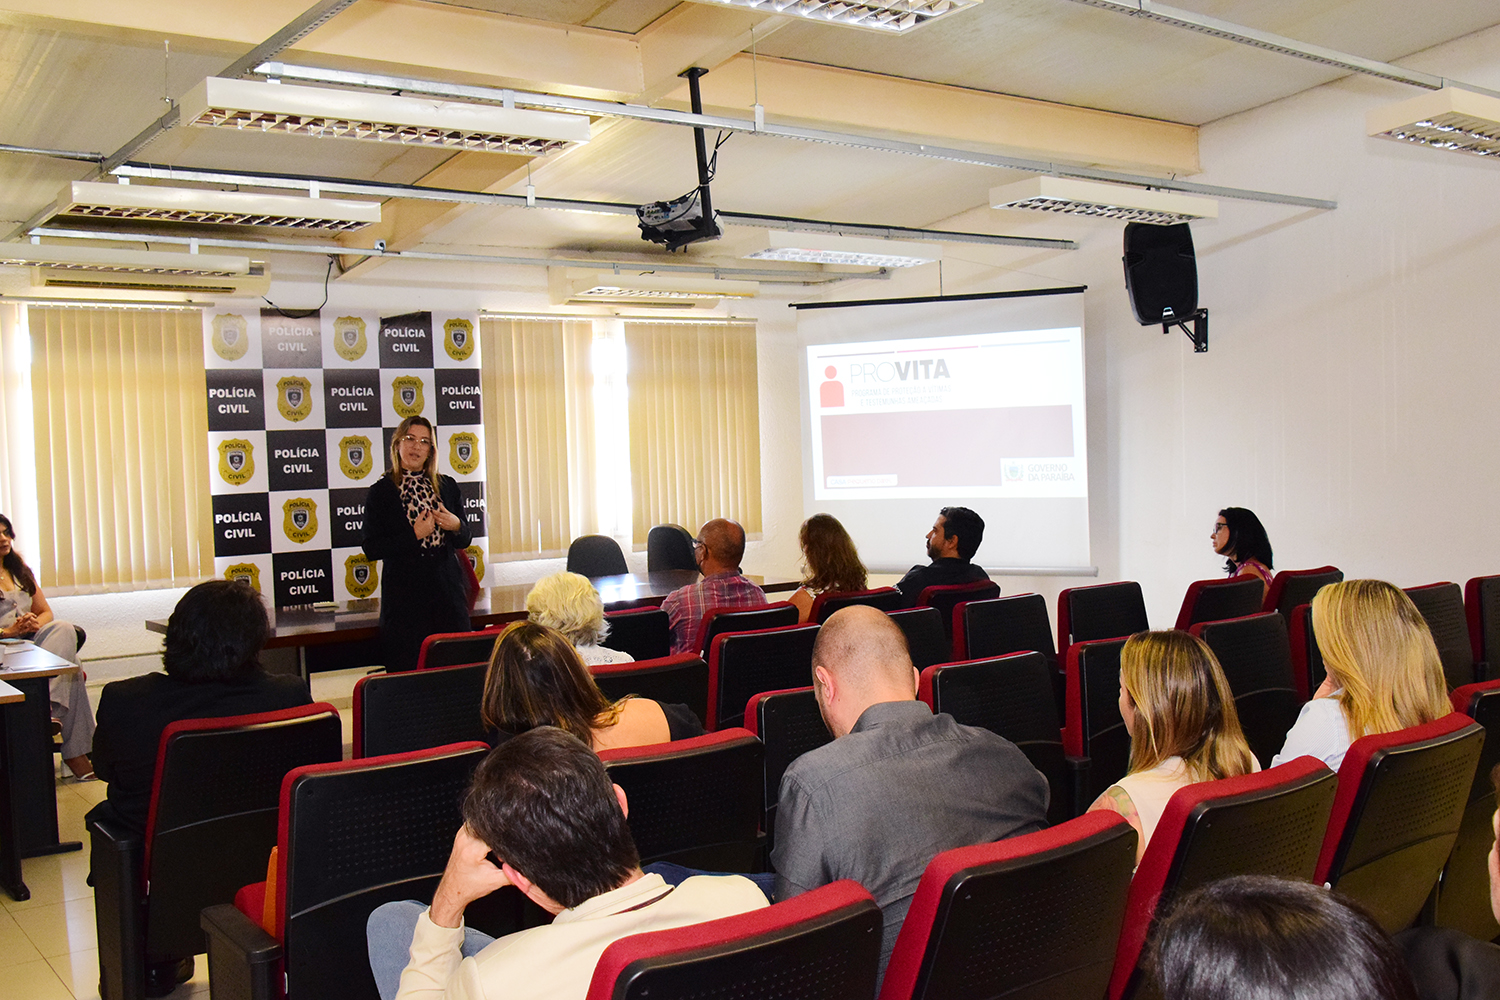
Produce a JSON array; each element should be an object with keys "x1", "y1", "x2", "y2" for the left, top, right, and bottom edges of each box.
[{"x1": 808, "y1": 327, "x2": 1086, "y2": 500}]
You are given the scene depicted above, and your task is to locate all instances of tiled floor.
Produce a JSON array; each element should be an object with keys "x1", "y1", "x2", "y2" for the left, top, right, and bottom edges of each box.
[{"x1": 0, "y1": 668, "x2": 362, "y2": 1000}]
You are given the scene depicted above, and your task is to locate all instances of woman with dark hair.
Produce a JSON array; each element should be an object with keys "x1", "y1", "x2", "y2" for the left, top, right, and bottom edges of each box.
[
  {"x1": 0, "y1": 513, "x2": 95, "y2": 779},
  {"x1": 1154, "y1": 876, "x2": 1418, "y2": 1000},
  {"x1": 481, "y1": 621, "x2": 703, "y2": 752},
  {"x1": 1211, "y1": 507, "x2": 1274, "y2": 596},
  {"x1": 362, "y1": 415, "x2": 474, "y2": 672},
  {"x1": 789, "y1": 513, "x2": 869, "y2": 623}
]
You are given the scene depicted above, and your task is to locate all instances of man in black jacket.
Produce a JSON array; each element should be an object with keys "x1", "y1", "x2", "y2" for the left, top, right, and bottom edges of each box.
[{"x1": 893, "y1": 506, "x2": 989, "y2": 604}]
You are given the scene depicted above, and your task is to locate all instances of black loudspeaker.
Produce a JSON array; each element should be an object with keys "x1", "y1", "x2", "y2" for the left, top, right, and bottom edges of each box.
[{"x1": 1123, "y1": 222, "x2": 1198, "y2": 325}]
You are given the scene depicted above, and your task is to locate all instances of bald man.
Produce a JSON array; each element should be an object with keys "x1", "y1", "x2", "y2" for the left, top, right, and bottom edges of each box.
[
  {"x1": 770, "y1": 606, "x2": 1049, "y2": 983},
  {"x1": 660, "y1": 518, "x2": 768, "y2": 655}
]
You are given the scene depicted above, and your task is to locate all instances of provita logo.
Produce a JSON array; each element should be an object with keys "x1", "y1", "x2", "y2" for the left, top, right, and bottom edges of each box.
[{"x1": 847, "y1": 358, "x2": 952, "y2": 383}]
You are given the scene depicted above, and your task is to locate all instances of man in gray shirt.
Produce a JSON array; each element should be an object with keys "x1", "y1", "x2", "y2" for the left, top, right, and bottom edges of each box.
[{"x1": 770, "y1": 606, "x2": 1050, "y2": 981}]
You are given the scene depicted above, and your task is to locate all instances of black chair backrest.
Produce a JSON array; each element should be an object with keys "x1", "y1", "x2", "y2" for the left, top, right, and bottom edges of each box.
[
  {"x1": 812, "y1": 587, "x2": 908, "y2": 622},
  {"x1": 957, "y1": 593, "x2": 1056, "y2": 665},
  {"x1": 1435, "y1": 683, "x2": 1500, "y2": 941},
  {"x1": 568, "y1": 534, "x2": 629, "y2": 577},
  {"x1": 749, "y1": 687, "x2": 832, "y2": 841},
  {"x1": 1288, "y1": 603, "x2": 1327, "y2": 701},
  {"x1": 603, "y1": 607, "x2": 672, "y2": 661},
  {"x1": 889, "y1": 607, "x2": 950, "y2": 670},
  {"x1": 1405, "y1": 583, "x2": 1478, "y2": 689},
  {"x1": 1064, "y1": 638, "x2": 1130, "y2": 812},
  {"x1": 145, "y1": 705, "x2": 342, "y2": 961},
  {"x1": 1266, "y1": 566, "x2": 1344, "y2": 618},
  {"x1": 918, "y1": 580, "x2": 1002, "y2": 642},
  {"x1": 699, "y1": 603, "x2": 799, "y2": 659},
  {"x1": 922, "y1": 652, "x2": 1069, "y2": 826},
  {"x1": 601, "y1": 731, "x2": 764, "y2": 872},
  {"x1": 709, "y1": 623, "x2": 820, "y2": 730},
  {"x1": 646, "y1": 523, "x2": 697, "y2": 573},
  {"x1": 353, "y1": 663, "x2": 487, "y2": 758},
  {"x1": 1466, "y1": 575, "x2": 1500, "y2": 669},
  {"x1": 282, "y1": 744, "x2": 492, "y2": 1000},
  {"x1": 1176, "y1": 577, "x2": 1265, "y2": 630},
  {"x1": 1193, "y1": 612, "x2": 1303, "y2": 769},
  {"x1": 593, "y1": 654, "x2": 710, "y2": 729},
  {"x1": 417, "y1": 630, "x2": 498, "y2": 671},
  {"x1": 1062, "y1": 582, "x2": 1148, "y2": 646}
]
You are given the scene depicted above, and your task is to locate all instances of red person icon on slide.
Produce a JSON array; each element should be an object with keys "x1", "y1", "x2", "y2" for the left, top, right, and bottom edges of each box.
[{"x1": 819, "y1": 366, "x2": 844, "y2": 408}]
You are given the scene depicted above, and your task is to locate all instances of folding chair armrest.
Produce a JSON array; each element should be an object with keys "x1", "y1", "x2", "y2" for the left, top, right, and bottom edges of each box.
[
  {"x1": 88, "y1": 815, "x2": 147, "y2": 1000},
  {"x1": 1066, "y1": 755, "x2": 1092, "y2": 819},
  {"x1": 201, "y1": 903, "x2": 282, "y2": 1000}
]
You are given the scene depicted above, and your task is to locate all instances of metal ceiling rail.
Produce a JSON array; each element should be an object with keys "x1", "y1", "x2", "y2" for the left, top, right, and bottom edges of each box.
[
  {"x1": 256, "y1": 61, "x2": 1337, "y2": 211},
  {"x1": 111, "y1": 164, "x2": 1079, "y2": 251},
  {"x1": 1062, "y1": 0, "x2": 1500, "y2": 101}
]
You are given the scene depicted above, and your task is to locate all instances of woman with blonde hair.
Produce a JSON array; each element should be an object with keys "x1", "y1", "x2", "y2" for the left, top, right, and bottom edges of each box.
[
  {"x1": 1091, "y1": 630, "x2": 1258, "y2": 863},
  {"x1": 789, "y1": 513, "x2": 869, "y2": 623},
  {"x1": 481, "y1": 621, "x2": 703, "y2": 752},
  {"x1": 1272, "y1": 579, "x2": 1450, "y2": 770},
  {"x1": 526, "y1": 571, "x2": 633, "y2": 666}
]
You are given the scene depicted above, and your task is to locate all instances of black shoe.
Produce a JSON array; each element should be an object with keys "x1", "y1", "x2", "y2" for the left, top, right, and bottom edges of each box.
[{"x1": 143, "y1": 957, "x2": 194, "y2": 998}]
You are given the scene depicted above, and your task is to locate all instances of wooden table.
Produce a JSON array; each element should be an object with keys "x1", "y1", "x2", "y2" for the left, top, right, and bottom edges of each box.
[{"x1": 0, "y1": 643, "x2": 84, "y2": 901}]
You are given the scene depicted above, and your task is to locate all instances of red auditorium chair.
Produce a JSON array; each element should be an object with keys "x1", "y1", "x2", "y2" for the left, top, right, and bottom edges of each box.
[
  {"x1": 1063, "y1": 637, "x2": 1131, "y2": 817},
  {"x1": 1432, "y1": 681, "x2": 1500, "y2": 941},
  {"x1": 600, "y1": 730, "x2": 764, "y2": 873},
  {"x1": 1263, "y1": 565, "x2": 1343, "y2": 617},
  {"x1": 592, "y1": 654, "x2": 711, "y2": 729},
  {"x1": 697, "y1": 602, "x2": 798, "y2": 659},
  {"x1": 745, "y1": 687, "x2": 831, "y2": 843},
  {"x1": 1056, "y1": 581, "x2": 1148, "y2": 652},
  {"x1": 888, "y1": 607, "x2": 950, "y2": 670},
  {"x1": 586, "y1": 881, "x2": 881, "y2": 1000},
  {"x1": 1464, "y1": 575, "x2": 1500, "y2": 673},
  {"x1": 602, "y1": 606, "x2": 672, "y2": 662},
  {"x1": 352, "y1": 661, "x2": 486, "y2": 757},
  {"x1": 1287, "y1": 602, "x2": 1326, "y2": 701},
  {"x1": 1107, "y1": 757, "x2": 1338, "y2": 1000},
  {"x1": 414, "y1": 628, "x2": 498, "y2": 670},
  {"x1": 1315, "y1": 712, "x2": 1484, "y2": 933},
  {"x1": 953, "y1": 593, "x2": 1061, "y2": 715},
  {"x1": 1190, "y1": 612, "x2": 1303, "y2": 768},
  {"x1": 915, "y1": 580, "x2": 1001, "y2": 643},
  {"x1": 879, "y1": 812, "x2": 1136, "y2": 1000},
  {"x1": 1173, "y1": 576, "x2": 1264, "y2": 630},
  {"x1": 1404, "y1": 582, "x2": 1485, "y2": 689},
  {"x1": 810, "y1": 587, "x2": 907, "y2": 622},
  {"x1": 705, "y1": 623, "x2": 819, "y2": 730},
  {"x1": 200, "y1": 742, "x2": 495, "y2": 1000},
  {"x1": 89, "y1": 703, "x2": 342, "y2": 1000},
  {"x1": 919, "y1": 652, "x2": 1069, "y2": 826}
]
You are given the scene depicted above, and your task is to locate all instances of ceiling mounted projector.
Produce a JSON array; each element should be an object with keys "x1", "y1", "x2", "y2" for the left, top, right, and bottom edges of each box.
[
  {"x1": 1367, "y1": 87, "x2": 1500, "y2": 159},
  {"x1": 990, "y1": 176, "x2": 1218, "y2": 225}
]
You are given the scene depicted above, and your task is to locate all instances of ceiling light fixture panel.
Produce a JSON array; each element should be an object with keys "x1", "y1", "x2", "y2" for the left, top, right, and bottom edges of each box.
[
  {"x1": 744, "y1": 230, "x2": 941, "y2": 267},
  {"x1": 990, "y1": 176, "x2": 1218, "y2": 225},
  {"x1": 55, "y1": 181, "x2": 381, "y2": 232},
  {"x1": 686, "y1": 0, "x2": 980, "y2": 32},
  {"x1": 1368, "y1": 88, "x2": 1500, "y2": 158},
  {"x1": 179, "y1": 78, "x2": 591, "y2": 155},
  {"x1": 0, "y1": 243, "x2": 252, "y2": 277}
]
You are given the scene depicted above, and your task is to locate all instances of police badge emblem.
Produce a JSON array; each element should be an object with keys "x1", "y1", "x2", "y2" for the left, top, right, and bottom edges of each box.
[
  {"x1": 392, "y1": 375, "x2": 424, "y2": 418},
  {"x1": 282, "y1": 497, "x2": 319, "y2": 544},
  {"x1": 464, "y1": 545, "x2": 485, "y2": 587},
  {"x1": 224, "y1": 563, "x2": 262, "y2": 593},
  {"x1": 333, "y1": 316, "x2": 368, "y2": 362},
  {"x1": 338, "y1": 434, "x2": 374, "y2": 480},
  {"x1": 443, "y1": 319, "x2": 475, "y2": 361},
  {"x1": 448, "y1": 432, "x2": 479, "y2": 475},
  {"x1": 344, "y1": 553, "x2": 379, "y2": 599},
  {"x1": 211, "y1": 314, "x2": 250, "y2": 362},
  {"x1": 217, "y1": 439, "x2": 255, "y2": 486},
  {"x1": 277, "y1": 376, "x2": 314, "y2": 422}
]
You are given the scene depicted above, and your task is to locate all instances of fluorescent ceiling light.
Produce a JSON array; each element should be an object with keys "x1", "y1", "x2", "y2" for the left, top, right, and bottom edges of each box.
[
  {"x1": 179, "y1": 77, "x2": 591, "y2": 155},
  {"x1": 685, "y1": 0, "x2": 979, "y2": 32},
  {"x1": 53, "y1": 180, "x2": 381, "y2": 232},
  {"x1": 744, "y1": 230, "x2": 941, "y2": 267},
  {"x1": 552, "y1": 270, "x2": 758, "y2": 305},
  {"x1": 0, "y1": 243, "x2": 252, "y2": 277},
  {"x1": 990, "y1": 176, "x2": 1218, "y2": 225},
  {"x1": 1367, "y1": 88, "x2": 1500, "y2": 159}
]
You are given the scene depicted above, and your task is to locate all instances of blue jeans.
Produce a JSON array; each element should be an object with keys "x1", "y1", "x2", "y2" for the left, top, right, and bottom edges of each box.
[
  {"x1": 642, "y1": 862, "x2": 776, "y2": 901},
  {"x1": 366, "y1": 900, "x2": 496, "y2": 1000}
]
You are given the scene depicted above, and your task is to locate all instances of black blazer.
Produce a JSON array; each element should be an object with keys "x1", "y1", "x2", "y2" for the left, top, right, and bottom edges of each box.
[{"x1": 361, "y1": 472, "x2": 474, "y2": 616}]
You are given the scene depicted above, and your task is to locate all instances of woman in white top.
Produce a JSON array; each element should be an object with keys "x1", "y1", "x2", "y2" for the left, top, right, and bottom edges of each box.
[
  {"x1": 1090, "y1": 630, "x2": 1258, "y2": 864},
  {"x1": 526, "y1": 571, "x2": 634, "y2": 666},
  {"x1": 1272, "y1": 579, "x2": 1450, "y2": 770}
]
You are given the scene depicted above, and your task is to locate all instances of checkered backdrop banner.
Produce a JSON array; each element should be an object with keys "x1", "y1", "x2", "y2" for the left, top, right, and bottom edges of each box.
[{"x1": 203, "y1": 304, "x2": 488, "y2": 609}]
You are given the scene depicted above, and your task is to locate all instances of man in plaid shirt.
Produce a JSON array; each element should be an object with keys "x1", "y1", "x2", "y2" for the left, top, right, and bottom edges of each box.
[{"x1": 661, "y1": 519, "x2": 767, "y2": 655}]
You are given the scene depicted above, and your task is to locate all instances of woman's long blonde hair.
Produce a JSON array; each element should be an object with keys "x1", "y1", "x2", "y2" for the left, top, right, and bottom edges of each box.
[
  {"x1": 481, "y1": 621, "x2": 624, "y2": 742},
  {"x1": 1121, "y1": 630, "x2": 1256, "y2": 782},
  {"x1": 1311, "y1": 579, "x2": 1450, "y2": 740}
]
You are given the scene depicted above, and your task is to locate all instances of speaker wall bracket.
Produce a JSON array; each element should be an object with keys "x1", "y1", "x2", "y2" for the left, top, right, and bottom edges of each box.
[{"x1": 1163, "y1": 309, "x2": 1208, "y2": 352}]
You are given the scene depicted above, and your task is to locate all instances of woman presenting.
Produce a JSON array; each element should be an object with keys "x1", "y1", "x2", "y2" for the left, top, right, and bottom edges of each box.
[{"x1": 362, "y1": 415, "x2": 474, "y2": 672}]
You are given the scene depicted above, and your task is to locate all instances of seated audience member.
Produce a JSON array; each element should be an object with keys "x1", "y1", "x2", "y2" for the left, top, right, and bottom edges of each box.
[
  {"x1": 1153, "y1": 876, "x2": 1419, "y2": 1000},
  {"x1": 1212, "y1": 506, "x2": 1275, "y2": 596},
  {"x1": 526, "y1": 570, "x2": 633, "y2": 665},
  {"x1": 366, "y1": 727, "x2": 769, "y2": 1000},
  {"x1": 1272, "y1": 579, "x2": 1449, "y2": 769},
  {"x1": 88, "y1": 579, "x2": 311, "y2": 837},
  {"x1": 893, "y1": 506, "x2": 989, "y2": 604},
  {"x1": 1090, "y1": 630, "x2": 1258, "y2": 864},
  {"x1": 788, "y1": 513, "x2": 869, "y2": 623},
  {"x1": 482, "y1": 621, "x2": 703, "y2": 752},
  {"x1": 660, "y1": 518, "x2": 767, "y2": 655},
  {"x1": 771, "y1": 605, "x2": 1048, "y2": 982}
]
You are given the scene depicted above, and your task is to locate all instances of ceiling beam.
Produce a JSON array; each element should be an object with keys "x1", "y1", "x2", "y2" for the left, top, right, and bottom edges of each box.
[{"x1": 634, "y1": 3, "x2": 788, "y2": 105}]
